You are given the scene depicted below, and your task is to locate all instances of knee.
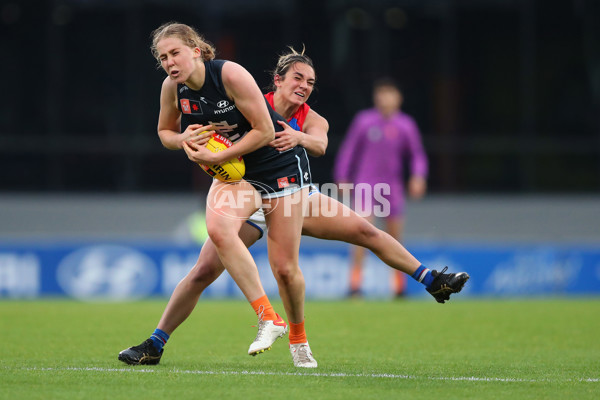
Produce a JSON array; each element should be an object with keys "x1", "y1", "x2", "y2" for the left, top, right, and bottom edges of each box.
[
  {"x1": 271, "y1": 260, "x2": 301, "y2": 286},
  {"x1": 355, "y1": 219, "x2": 380, "y2": 242},
  {"x1": 206, "y1": 223, "x2": 232, "y2": 249},
  {"x1": 184, "y1": 261, "x2": 219, "y2": 291}
]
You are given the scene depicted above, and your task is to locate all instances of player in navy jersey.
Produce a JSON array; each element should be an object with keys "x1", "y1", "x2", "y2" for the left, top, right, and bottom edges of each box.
[
  {"x1": 147, "y1": 22, "x2": 311, "y2": 359},
  {"x1": 119, "y1": 46, "x2": 469, "y2": 368}
]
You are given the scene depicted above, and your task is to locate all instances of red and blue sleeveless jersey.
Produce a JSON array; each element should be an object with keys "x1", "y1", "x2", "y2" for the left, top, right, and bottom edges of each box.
[{"x1": 264, "y1": 92, "x2": 310, "y2": 132}]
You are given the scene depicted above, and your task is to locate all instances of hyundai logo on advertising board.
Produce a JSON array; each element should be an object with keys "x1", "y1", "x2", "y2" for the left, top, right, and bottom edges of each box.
[{"x1": 56, "y1": 245, "x2": 158, "y2": 300}]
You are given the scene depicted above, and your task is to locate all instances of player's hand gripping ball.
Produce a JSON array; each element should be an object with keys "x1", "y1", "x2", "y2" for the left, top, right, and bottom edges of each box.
[{"x1": 199, "y1": 134, "x2": 245, "y2": 182}]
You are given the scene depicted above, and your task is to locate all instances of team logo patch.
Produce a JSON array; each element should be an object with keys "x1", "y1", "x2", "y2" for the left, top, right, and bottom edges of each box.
[
  {"x1": 277, "y1": 177, "x2": 289, "y2": 189},
  {"x1": 180, "y1": 99, "x2": 203, "y2": 115},
  {"x1": 277, "y1": 175, "x2": 300, "y2": 189}
]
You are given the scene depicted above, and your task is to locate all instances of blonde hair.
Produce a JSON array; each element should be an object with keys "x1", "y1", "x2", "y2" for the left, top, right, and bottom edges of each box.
[
  {"x1": 269, "y1": 46, "x2": 315, "y2": 91},
  {"x1": 150, "y1": 22, "x2": 216, "y2": 62}
]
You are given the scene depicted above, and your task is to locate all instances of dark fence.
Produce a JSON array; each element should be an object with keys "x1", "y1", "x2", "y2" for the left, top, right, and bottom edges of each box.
[{"x1": 1, "y1": 0, "x2": 599, "y2": 193}]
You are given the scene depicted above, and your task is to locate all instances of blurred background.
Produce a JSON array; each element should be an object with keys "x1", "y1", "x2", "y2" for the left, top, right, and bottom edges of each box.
[{"x1": 1, "y1": 0, "x2": 599, "y2": 300}]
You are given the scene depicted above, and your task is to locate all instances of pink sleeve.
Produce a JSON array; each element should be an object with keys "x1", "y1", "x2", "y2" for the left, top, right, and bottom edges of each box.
[
  {"x1": 404, "y1": 116, "x2": 428, "y2": 177},
  {"x1": 334, "y1": 112, "x2": 365, "y2": 182}
]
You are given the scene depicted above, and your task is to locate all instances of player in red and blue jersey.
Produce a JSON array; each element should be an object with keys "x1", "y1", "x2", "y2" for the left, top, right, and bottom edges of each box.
[
  {"x1": 119, "y1": 47, "x2": 469, "y2": 369},
  {"x1": 265, "y1": 91, "x2": 308, "y2": 131}
]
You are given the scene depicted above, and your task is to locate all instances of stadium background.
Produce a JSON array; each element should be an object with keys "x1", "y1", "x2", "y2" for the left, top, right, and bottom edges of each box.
[{"x1": 1, "y1": 0, "x2": 599, "y2": 299}]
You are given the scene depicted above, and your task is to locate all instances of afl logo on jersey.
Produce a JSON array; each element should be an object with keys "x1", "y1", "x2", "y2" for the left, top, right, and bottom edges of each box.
[
  {"x1": 180, "y1": 99, "x2": 203, "y2": 115},
  {"x1": 217, "y1": 100, "x2": 229, "y2": 108}
]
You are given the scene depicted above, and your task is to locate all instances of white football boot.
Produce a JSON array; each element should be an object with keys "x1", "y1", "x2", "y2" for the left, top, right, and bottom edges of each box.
[
  {"x1": 248, "y1": 312, "x2": 288, "y2": 356},
  {"x1": 289, "y1": 342, "x2": 318, "y2": 368}
]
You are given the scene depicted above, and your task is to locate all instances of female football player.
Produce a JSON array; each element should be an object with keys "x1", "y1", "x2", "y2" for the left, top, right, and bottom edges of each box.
[
  {"x1": 119, "y1": 46, "x2": 469, "y2": 368},
  {"x1": 136, "y1": 22, "x2": 313, "y2": 360}
]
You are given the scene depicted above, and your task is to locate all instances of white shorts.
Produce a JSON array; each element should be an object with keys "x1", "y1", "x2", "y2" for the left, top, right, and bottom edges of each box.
[{"x1": 246, "y1": 184, "x2": 319, "y2": 238}]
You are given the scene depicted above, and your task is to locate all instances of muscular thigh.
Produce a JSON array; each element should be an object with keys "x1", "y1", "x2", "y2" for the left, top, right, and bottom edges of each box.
[
  {"x1": 205, "y1": 179, "x2": 261, "y2": 231},
  {"x1": 302, "y1": 193, "x2": 371, "y2": 241},
  {"x1": 263, "y1": 187, "x2": 307, "y2": 262}
]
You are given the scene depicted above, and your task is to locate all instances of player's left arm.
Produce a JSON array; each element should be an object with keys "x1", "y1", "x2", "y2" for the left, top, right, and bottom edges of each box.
[
  {"x1": 185, "y1": 62, "x2": 276, "y2": 164},
  {"x1": 219, "y1": 61, "x2": 275, "y2": 160},
  {"x1": 271, "y1": 109, "x2": 329, "y2": 157}
]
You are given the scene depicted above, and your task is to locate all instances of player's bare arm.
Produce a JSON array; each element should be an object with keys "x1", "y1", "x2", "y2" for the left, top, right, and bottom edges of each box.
[
  {"x1": 208, "y1": 61, "x2": 275, "y2": 163},
  {"x1": 270, "y1": 109, "x2": 328, "y2": 156},
  {"x1": 158, "y1": 77, "x2": 214, "y2": 150},
  {"x1": 299, "y1": 109, "x2": 329, "y2": 156}
]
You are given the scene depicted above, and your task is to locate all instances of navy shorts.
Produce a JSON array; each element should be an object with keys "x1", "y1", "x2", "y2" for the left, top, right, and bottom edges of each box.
[{"x1": 244, "y1": 148, "x2": 312, "y2": 199}]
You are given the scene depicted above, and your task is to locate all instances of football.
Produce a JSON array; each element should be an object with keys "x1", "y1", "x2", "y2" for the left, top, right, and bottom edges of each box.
[{"x1": 199, "y1": 134, "x2": 245, "y2": 182}]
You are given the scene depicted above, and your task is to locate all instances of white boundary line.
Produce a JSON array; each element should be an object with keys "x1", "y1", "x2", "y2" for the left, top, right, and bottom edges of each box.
[{"x1": 8, "y1": 367, "x2": 599, "y2": 383}]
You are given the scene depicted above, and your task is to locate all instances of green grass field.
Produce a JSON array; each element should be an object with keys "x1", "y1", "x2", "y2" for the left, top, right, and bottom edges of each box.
[{"x1": 1, "y1": 298, "x2": 599, "y2": 399}]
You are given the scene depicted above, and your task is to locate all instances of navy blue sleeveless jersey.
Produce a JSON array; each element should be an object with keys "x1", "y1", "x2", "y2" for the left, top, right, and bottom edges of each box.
[{"x1": 177, "y1": 60, "x2": 308, "y2": 177}]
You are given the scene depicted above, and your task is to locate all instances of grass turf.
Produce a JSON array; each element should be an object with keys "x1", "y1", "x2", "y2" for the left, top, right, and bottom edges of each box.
[{"x1": 1, "y1": 298, "x2": 599, "y2": 399}]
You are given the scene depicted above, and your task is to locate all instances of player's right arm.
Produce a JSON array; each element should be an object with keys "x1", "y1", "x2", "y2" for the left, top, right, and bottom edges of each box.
[
  {"x1": 157, "y1": 77, "x2": 212, "y2": 150},
  {"x1": 270, "y1": 109, "x2": 329, "y2": 156},
  {"x1": 301, "y1": 109, "x2": 329, "y2": 156}
]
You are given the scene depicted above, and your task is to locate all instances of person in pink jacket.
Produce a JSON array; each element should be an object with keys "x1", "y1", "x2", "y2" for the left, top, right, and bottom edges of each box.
[{"x1": 334, "y1": 78, "x2": 428, "y2": 297}]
